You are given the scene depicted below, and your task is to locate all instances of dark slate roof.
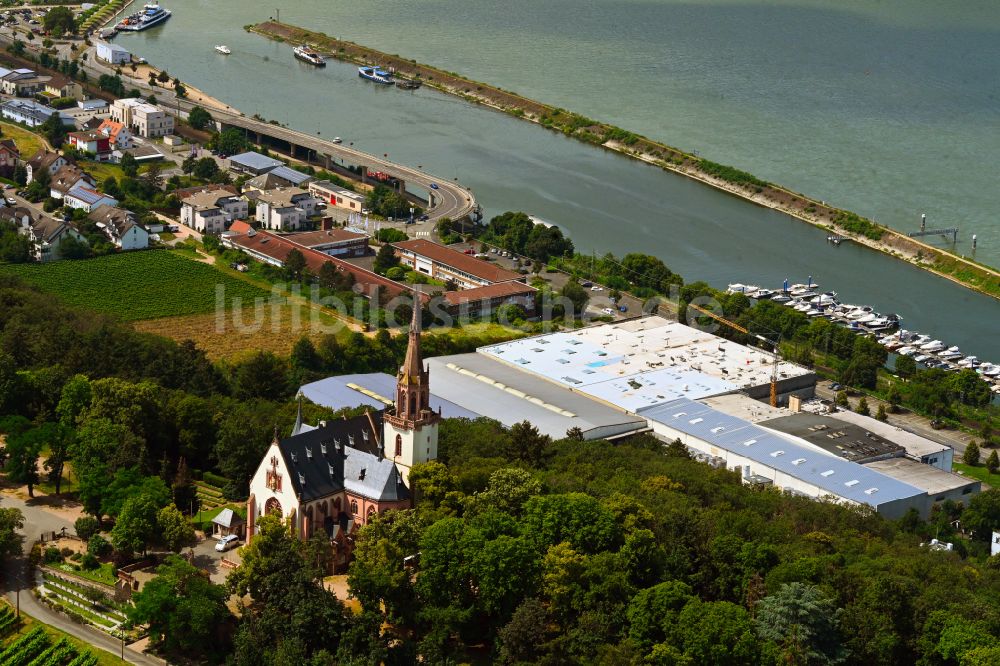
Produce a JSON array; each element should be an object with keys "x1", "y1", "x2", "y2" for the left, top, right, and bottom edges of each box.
[{"x1": 278, "y1": 413, "x2": 409, "y2": 503}]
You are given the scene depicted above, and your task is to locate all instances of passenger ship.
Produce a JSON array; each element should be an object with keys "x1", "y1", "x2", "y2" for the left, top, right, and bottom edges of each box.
[
  {"x1": 293, "y1": 45, "x2": 326, "y2": 67},
  {"x1": 358, "y1": 66, "x2": 394, "y2": 84},
  {"x1": 117, "y1": 2, "x2": 171, "y2": 31}
]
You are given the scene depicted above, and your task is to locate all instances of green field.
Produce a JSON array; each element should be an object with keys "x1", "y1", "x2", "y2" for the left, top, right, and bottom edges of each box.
[
  {"x1": 953, "y1": 461, "x2": 999, "y2": 489},
  {"x1": 0, "y1": 251, "x2": 272, "y2": 321}
]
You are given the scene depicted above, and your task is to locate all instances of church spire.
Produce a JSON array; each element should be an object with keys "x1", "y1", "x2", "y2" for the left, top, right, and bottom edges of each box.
[{"x1": 400, "y1": 300, "x2": 424, "y2": 384}]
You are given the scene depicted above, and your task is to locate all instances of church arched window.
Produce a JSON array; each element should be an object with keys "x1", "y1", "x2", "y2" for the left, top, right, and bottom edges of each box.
[
  {"x1": 350, "y1": 500, "x2": 358, "y2": 515},
  {"x1": 395, "y1": 434, "x2": 402, "y2": 457},
  {"x1": 264, "y1": 497, "x2": 282, "y2": 516}
]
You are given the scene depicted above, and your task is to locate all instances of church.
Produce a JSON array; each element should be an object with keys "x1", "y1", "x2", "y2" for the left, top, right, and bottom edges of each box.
[{"x1": 246, "y1": 306, "x2": 440, "y2": 564}]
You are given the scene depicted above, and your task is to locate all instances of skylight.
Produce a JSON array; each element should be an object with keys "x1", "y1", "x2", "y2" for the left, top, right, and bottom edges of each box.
[
  {"x1": 770, "y1": 450, "x2": 784, "y2": 458},
  {"x1": 865, "y1": 487, "x2": 879, "y2": 495},
  {"x1": 792, "y1": 458, "x2": 806, "y2": 465},
  {"x1": 821, "y1": 470, "x2": 835, "y2": 477},
  {"x1": 742, "y1": 439, "x2": 757, "y2": 447},
  {"x1": 845, "y1": 480, "x2": 859, "y2": 487}
]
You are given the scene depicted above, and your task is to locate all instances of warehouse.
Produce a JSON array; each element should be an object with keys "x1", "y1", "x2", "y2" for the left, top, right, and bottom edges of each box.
[
  {"x1": 641, "y1": 397, "x2": 928, "y2": 519},
  {"x1": 425, "y1": 354, "x2": 648, "y2": 440}
]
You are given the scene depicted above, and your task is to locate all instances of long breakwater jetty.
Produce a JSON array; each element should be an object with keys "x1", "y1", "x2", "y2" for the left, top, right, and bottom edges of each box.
[{"x1": 248, "y1": 21, "x2": 1000, "y2": 302}]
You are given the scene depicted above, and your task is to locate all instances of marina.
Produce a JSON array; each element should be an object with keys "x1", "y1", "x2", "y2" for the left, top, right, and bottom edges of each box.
[{"x1": 729, "y1": 281, "x2": 1000, "y2": 395}]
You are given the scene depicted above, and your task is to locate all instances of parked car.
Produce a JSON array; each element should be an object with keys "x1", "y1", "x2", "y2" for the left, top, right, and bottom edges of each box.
[
  {"x1": 829, "y1": 382, "x2": 843, "y2": 391},
  {"x1": 619, "y1": 305, "x2": 628, "y2": 312},
  {"x1": 215, "y1": 534, "x2": 240, "y2": 552},
  {"x1": 463, "y1": 249, "x2": 474, "y2": 254},
  {"x1": 5, "y1": 197, "x2": 15, "y2": 205},
  {"x1": 591, "y1": 286, "x2": 603, "y2": 291},
  {"x1": 419, "y1": 214, "x2": 429, "y2": 221},
  {"x1": 602, "y1": 308, "x2": 615, "y2": 315}
]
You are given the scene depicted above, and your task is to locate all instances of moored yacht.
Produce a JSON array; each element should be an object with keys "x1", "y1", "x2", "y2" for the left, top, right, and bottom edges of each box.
[
  {"x1": 118, "y1": 2, "x2": 171, "y2": 31},
  {"x1": 359, "y1": 65, "x2": 394, "y2": 84},
  {"x1": 919, "y1": 340, "x2": 945, "y2": 352},
  {"x1": 294, "y1": 45, "x2": 326, "y2": 66},
  {"x1": 215, "y1": 45, "x2": 231, "y2": 55}
]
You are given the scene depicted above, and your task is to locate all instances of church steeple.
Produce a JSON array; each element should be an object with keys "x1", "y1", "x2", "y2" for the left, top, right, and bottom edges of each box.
[
  {"x1": 394, "y1": 302, "x2": 432, "y2": 422},
  {"x1": 384, "y1": 298, "x2": 439, "y2": 483},
  {"x1": 400, "y1": 301, "x2": 426, "y2": 386}
]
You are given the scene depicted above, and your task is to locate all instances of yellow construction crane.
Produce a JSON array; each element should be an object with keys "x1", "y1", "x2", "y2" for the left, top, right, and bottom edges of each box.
[{"x1": 686, "y1": 303, "x2": 780, "y2": 407}]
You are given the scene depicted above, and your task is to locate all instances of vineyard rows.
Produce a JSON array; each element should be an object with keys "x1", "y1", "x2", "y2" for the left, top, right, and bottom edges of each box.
[
  {"x1": 0, "y1": 251, "x2": 271, "y2": 322},
  {"x1": 0, "y1": 624, "x2": 100, "y2": 666}
]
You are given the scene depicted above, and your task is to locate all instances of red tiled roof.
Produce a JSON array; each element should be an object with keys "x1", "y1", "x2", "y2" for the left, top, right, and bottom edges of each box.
[
  {"x1": 442, "y1": 280, "x2": 537, "y2": 305},
  {"x1": 228, "y1": 229, "x2": 422, "y2": 301},
  {"x1": 229, "y1": 220, "x2": 253, "y2": 234},
  {"x1": 392, "y1": 239, "x2": 522, "y2": 284}
]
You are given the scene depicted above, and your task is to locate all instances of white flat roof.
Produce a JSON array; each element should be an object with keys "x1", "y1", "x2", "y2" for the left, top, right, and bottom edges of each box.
[
  {"x1": 426, "y1": 354, "x2": 647, "y2": 440},
  {"x1": 700, "y1": 393, "x2": 790, "y2": 423},
  {"x1": 479, "y1": 316, "x2": 811, "y2": 412},
  {"x1": 863, "y1": 458, "x2": 977, "y2": 495}
]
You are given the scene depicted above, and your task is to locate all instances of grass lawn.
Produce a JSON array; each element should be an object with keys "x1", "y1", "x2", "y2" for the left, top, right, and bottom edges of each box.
[
  {"x1": 0, "y1": 250, "x2": 271, "y2": 321},
  {"x1": 78, "y1": 160, "x2": 125, "y2": 184},
  {"x1": 0, "y1": 121, "x2": 46, "y2": 157},
  {"x1": 953, "y1": 462, "x2": 999, "y2": 488},
  {"x1": 1, "y1": 602, "x2": 120, "y2": 666},
  {"x1": 56, "y1": 562, "x2": 117, "y2": 587}
]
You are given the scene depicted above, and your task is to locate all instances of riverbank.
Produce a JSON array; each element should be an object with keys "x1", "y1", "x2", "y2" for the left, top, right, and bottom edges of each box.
[{"x1": 248, "y1": 21, "x2": 1000, "y2": 302}]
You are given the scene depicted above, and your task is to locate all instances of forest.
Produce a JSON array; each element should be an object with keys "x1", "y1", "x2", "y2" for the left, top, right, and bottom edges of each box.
[{"x1": 2, "y1": 270, "x2": 1000, "y2": 665}]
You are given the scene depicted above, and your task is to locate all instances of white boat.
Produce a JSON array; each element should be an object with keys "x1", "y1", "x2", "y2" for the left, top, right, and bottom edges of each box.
[
  {"x1": 912, "y1": 334, "x2": 932, "y2": 346},
  {"x1": 920, "y1": 340, "x2": 945, "y2": 352},
  {"x1": 897, "y1": 347, "x2": 917, "y2": 356},
  {"x1": 913, "y1": 354, "x2": 931, "y2": 363},
  {"x1": 855, "y1": 312, "x2": 878, "y2": 324},
  {"x1": 215, "y1": 45, "x2": 231, "y2": 55},
  {"x1": 957, "y1": 356, "x2": 978, "y2": 367},
  {"x1": 333, "y1": 137, "x2": 342, "y2": 143},
  {"x1": 938, "y1": 346, "x2": 962, "y2": 360},
  {"x1": 117, "y1": 2, "x2": 171, "y2": 31},
  {"x1": 727, "y1": 283, "x2": 758, "y2": 294},
  {"x1": 980, "y1": 364, "x2": 1000, "y2": 377},
  {"x1": 847, "y1": 307, "x2": 874, "y2": 320},
  {"x1": 771, "y1": 294, "x2": 792, "y2": 304},
  {"x1": 753, "y1": 288, "x2": 775, "y2": 300},
  {"x1": 294, "y1": 45, "x2": 326, "y2": 67}
]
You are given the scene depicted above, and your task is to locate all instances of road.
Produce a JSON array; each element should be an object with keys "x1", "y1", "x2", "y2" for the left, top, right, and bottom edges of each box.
[
  {"x1": 76, "y1": 45, "x2": 478, "y2": 225},
  {"x1": 0, "y1": 493, "x2": 163, "y2": 665}
]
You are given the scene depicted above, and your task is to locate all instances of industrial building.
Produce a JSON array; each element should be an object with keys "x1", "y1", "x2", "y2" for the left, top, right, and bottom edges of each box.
[
  {"x1": 301, "y1": 315, "x2": 967, "y2": 519},
  {"x1": 300, "y1": 373, "x2": 479, "y2": 419}
]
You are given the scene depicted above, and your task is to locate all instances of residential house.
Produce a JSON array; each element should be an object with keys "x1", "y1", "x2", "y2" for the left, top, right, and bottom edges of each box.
[
  {"x1": 179, "y1": 186, "x2": 248, "y2": 234},
  {"x1": 67, "y1": 130, "x2": 112, "y2": 161},
  {"x1": 1, "y1": 99, "x2": 68, "y2": 128},
  {"x1": 308, "y1": 180, "x2": 366, "y2": 213},
  {"x1": 96, "y1": 119, "x2": 132, "y2": 150},
  {"x1": 96, "y1": 41, "x2": 130, "y2": 65},
  {"x1": 1, "y1": 206, "x2": 87, "y2": 262},
  {"x1": 26, "y1": 150, "x2": 67, "y2": 184},
  {"x1": 245, "y1": 165, "x2": 314, "y2": 191},
  {"x1": 255, "y1": 187, "x2": 318, "y2": 231},
  {"x1": 0, "y1": 69, "x2": 49, "y2": 96},
  {"x1": 44, "y1": 75, "x2": 83, "y2": 101},
  {"x1": 50, "y1": 164, "x2": 94, "y2": 200},
  {"x1": 88, "y1": 205, "x2": 149, "y2": 250},
  {"x1": 64, "y1": 185, "x2": 118, "y2": 213},
  {"x1": 227, "y1": 151, "x2": 284, "y2": 176},
  {"x1": 0, "y1": 140, "x2": 19, "y2": 178},
  {"x1": 109, "y1": 98, "x2": 174, "y2": 138}
]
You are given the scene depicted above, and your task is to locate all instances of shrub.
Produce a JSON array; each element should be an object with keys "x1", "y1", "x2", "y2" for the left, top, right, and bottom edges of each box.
[
  {"x1": 70, "y1": 552, "x2": 82, "y2": 561},
  {"x1": 44, "y1": 547, "x2": 62, "y2": 564},
  {"x1": 80, "y1": 553, "x2": 99, "y2": 570},
  {"x1": 88, "y1": 534, "x2": 111, "y2": 558},
  {"x1": 60, "y1": 547, "x2": 74, "y2": 558},
  {"x1": 385, "y1": 266, "x2": 406, "y2": 280},
  {"x1": 73, "y1": 516, "x2": 101, "y2": 541},
  {"x1": 202, "y1": 471, "x2": 230, "y2": 489}
]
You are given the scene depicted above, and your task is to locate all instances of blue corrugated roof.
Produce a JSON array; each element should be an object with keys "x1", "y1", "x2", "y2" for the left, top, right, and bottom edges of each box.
[
  {"x1": 642, "y1": 397, "x2": 925, "y2": 507},
  {"x1": 228, "y1": 151, "x2": 284, "y2": 172},
  {"x1": 267, "y1": 165, "x2": 312, "y2": 185},
  {"x1": 300, "y1": 373, "x2": 480, "y2": 420}
]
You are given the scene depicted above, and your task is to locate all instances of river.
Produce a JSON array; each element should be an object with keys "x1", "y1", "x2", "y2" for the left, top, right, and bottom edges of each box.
[{"x1": 114, "y1": 0, "x2": 1000, "y2": 360}]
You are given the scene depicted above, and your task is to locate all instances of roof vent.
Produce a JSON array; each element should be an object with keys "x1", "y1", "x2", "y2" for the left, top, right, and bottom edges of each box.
[
  {"x1": 334, "y1": 438, "x2": 342, "y2": 450},
  {"x1": 792, "y1": 458, "x2": 806, "y2": 466},
  {"x1": 359, "y1": 468, "x2": 366, "y2": 481},
  {"x1": 710, "y1": 426, "x2": 725, "y2": 434},
  {"x1": 770, "y1": 450, "x2": 785, "y2": 458},
  {"x1": 349, "y1": 434, "x2": 355, "y2": 447},
  {"x1": 362, "y1": 430, "x2": 369, "y2": 441},
  {"x1": 328, "y1": 463, "x2": 336, "y2": 477},
  {"x1": 290, "y1": 452, "x2": 297, "y2": 463},
  {"x1": 298, "y1": 473, "x2": 305, "y2": 485},
  {"x1": 320, "y1": 442, "x2": 327, "y2": 455},
  {"x1": 305, "y1": 446, "x2": 312, "y2": 459}
]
